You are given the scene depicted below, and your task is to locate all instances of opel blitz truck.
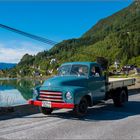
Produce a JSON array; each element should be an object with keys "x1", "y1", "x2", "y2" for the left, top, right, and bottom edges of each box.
[{"x1": 29, "y1": 62, "x2": 135, "y2": 116}]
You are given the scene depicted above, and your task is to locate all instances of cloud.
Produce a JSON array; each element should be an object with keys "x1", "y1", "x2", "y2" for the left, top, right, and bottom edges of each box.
[{"x1": 0, "y1": 41, "x2": 47, "y2": 63}]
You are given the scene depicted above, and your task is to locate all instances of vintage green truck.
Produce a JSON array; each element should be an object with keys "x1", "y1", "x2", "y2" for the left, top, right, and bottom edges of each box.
[{"x1": 29, "y1": 62, "x2": 135, "y2": 116}]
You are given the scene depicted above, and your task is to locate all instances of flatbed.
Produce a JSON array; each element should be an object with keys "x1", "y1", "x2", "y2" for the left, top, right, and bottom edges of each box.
[{"x1": 108, "y1": 78, "x2": 135, "y2": 91}]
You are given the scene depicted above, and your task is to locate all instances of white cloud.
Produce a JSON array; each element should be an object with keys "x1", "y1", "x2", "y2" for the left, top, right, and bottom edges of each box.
[{"x1": 0, "y1": 41, "x2": 47, "y2": 63}]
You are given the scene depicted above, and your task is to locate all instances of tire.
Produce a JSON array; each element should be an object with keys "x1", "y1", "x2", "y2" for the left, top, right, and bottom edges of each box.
[
  {"x1": 39, "y1": 107, "x2": 53, "y2": 115},
  {"x1": 113, "y1": 88, "x2": 128, "y2": 107},
  {"x1": 73, "y1": 97, "x2": 88, "y2": 117}
]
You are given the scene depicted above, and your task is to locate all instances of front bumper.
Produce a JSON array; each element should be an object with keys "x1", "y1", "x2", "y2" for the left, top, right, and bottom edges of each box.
[{"x1": 28, "y1": 99, "x2": 74, "y2": 109}]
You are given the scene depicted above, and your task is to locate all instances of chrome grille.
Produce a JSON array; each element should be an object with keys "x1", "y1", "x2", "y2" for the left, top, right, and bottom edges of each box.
[{"x1": 38, "y1": 90, "x2": 63, "y2": 102}]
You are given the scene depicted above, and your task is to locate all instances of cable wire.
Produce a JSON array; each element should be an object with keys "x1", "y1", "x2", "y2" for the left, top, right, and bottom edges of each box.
[{"x1": 0, "y1": 24, "x2": 57, "y2": 46}]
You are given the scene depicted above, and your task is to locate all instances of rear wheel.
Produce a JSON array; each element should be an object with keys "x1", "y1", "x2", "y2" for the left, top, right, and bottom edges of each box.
[
  {"x1": 39, "y1": 107, "x2": 53, "y2": 115},
  {"x1": 113, "y1": 88, "x2": 128, "y2": 107},
  {"x1": 73, "y1": 97, "x2": 88, "y2": 117}
]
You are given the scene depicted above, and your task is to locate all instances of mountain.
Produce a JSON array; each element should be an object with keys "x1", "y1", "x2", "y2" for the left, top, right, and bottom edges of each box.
[
  {"x1": 0, "y1": 63, "x2": 16, "y2": 70},
  {"x1": 2, "y1": 1, "x2": 140, "y2": 77},
  {"x1": 83, "y1": 1, "x2": 140, "y2": 39},
  {"x1": 51, "y1": 1, "x2": 140, "y2": 63}
]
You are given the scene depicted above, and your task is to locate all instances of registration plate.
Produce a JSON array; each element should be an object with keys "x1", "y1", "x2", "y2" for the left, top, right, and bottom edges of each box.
[{"x1": 42, "y1": 101, "x2": 51, "y2": 108}]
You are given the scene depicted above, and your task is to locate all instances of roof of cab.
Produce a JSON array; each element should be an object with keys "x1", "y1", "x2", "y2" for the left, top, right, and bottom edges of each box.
[{"x1": 62, "y1": 61, "x2": 98, "y2": 66}]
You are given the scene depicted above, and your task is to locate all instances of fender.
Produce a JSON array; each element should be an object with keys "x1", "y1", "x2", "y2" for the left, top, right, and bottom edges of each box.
[{"x1": 71, "y1": 87, "x2": 93, "y2": 105}]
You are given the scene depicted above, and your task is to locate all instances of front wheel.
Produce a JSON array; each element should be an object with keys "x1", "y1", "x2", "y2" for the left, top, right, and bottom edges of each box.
[
  {"x1": 39, "y1": 107, "x2": 53, "y2": 115},
  {"x1": 73, "y1": 97, "x2": 88, "y2": 117},
  {"x1": 113, "y1": 88, "x2": 128, "y2": 107}
]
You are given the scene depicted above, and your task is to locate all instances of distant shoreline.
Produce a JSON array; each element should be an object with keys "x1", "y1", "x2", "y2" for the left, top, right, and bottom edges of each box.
[
  {"x1": 0, "y1": 75, "x2": 139, "y2": 81},
  {"x1": 0, "y1": 77, "x2": 18, "y2": 80},
  {"x1": 0, "y1": 76, "x2": 52, "y2": 81}
]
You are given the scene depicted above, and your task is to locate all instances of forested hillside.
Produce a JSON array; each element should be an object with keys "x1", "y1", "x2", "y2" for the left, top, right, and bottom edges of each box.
[{"x1": 1, "y1": 1, "x2": 140, "y2": 77}]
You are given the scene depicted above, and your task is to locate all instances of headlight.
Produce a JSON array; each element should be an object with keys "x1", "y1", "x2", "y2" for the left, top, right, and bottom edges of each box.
[{"x1": 66, "y1": 92, "x2": 72, "y2": 100}]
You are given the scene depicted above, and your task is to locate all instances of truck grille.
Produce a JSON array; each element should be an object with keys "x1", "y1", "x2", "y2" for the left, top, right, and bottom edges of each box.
[{"x1": 38, "y1": 90, "x2": 64, "y2": 103}]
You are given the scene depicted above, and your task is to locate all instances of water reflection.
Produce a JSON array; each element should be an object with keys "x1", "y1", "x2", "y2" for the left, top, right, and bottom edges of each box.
[{"x1": 0, "y1": 79, "x2": 43, "y2": 107}]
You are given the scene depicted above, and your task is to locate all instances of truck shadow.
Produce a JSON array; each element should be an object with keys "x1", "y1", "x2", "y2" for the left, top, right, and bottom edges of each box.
[
  {"x1": 50, "y1": 100, "x2": 140, "y2": 121},
  {"x1": 47, "y1": 87, "x2": 140, "y2": 121}
]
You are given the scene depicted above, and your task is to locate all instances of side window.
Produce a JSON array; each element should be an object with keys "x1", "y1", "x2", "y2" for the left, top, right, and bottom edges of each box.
[
  {"x1": 90, "y1": 65, "x2": 102, "y2": 77},
  {"x1": 95, "y1": 67, "x2": 101, "y2": 77}
]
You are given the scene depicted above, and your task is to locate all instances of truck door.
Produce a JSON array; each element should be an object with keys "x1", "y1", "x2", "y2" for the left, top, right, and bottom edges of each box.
[{"x1": 88, "y1": 65, "x2": 105, "y2": 101}]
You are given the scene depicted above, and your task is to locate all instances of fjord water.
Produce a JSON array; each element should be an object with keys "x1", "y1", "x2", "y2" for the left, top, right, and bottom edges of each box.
[{"x1": 0, "y1": 79, "x2": 43, "y2": 107}]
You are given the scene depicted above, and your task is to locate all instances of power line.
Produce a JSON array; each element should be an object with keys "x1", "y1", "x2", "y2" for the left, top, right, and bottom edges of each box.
[{"x1": 0, "y1": 24, "x2": 57, "y2": 46}]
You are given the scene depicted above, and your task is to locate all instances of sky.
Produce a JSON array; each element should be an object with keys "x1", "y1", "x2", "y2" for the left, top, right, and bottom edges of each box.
[{"x1": 0, "y1": 0, "x2": 133, "y2": 63}]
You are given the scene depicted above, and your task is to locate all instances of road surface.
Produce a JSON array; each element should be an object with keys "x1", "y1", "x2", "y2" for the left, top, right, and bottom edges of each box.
[{"x1": 0, "y1": 83, "x2": 140, "y2": 139}]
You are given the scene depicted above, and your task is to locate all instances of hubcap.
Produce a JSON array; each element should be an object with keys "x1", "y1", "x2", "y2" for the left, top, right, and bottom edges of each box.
[{"x1": 120, "y1": 90, "x2": 127, "y2": 103}]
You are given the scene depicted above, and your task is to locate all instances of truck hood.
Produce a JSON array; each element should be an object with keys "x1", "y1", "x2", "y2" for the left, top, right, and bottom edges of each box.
[{"x1": 42, "y1": 76, "x2": 87, "y2": 88}]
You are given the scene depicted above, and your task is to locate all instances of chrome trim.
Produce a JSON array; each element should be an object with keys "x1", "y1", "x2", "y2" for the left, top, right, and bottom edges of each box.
[
  {"x1": 40, "y1": 91, "x2": 62, "y2": 95},
  {"x1": 38, "y1": 98, "x2": 63, "y2": 102},
  {"x1": 39, "y1": 90, "x2": 63, "y2": 102},
  {"x1": 40, "y1": 94, "x2": 62, "y2": 99}
]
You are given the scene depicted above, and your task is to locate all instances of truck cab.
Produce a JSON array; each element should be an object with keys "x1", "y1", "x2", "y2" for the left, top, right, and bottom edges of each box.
[{"x1": 29, "y1": 62, "x2": 132, "y2": 116}]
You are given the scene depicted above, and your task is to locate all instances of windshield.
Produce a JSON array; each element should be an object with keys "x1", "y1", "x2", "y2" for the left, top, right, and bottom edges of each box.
[{"x1": 58, "y1": 64, "x2": 89, "y2": 76}]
